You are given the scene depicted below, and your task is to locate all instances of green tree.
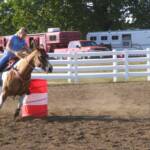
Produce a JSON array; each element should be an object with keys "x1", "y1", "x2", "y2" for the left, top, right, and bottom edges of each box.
[
  {"x1": 1, "y1": 0, "x2": 149, "y2": 36},
  {"x1": 87, "y1": 0, "x2": 128, "y2": 31},
  {"x1": 126, "y1": 0, "x2": 150, "y2": 28},
  {"x1": 10, "y1": 0, "x2": 53, "y2": 33},
  {"x1": 0, "y1": 1, "x2": 15, "y2": 35},
  {"x1": 44, "y1": 0, "x2": 91, "y2": 35}
]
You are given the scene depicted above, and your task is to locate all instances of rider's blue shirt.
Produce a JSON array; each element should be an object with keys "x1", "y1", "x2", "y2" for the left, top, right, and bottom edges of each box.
[
  {"x1": 5, "y1": 35, "x2": 26, "y2": 57},
  {"x1": 11, "y1": 35, "x2": 26, "y2": 51},
  {"x1": 0, "y1": 35, "x2": 27, "y2": 69}
]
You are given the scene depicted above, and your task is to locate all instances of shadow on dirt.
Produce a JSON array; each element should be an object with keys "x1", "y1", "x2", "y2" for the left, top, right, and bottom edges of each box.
[{"x1": 19, "y1": 115, "x2": 150, "y2": 123}]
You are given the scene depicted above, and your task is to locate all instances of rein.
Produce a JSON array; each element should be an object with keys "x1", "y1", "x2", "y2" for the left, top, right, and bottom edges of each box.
[
  {"x1": 24, "y1": 57, "x2": 44, "y2": 73},
  {"x1": 11, "y1": 52, "x2": 45, "y2": 84},
  {"x1": 11, "y1": 56, "x2": 34, "y2": 85},
  {"x1": 24, "y1": 57, "x2": 35, "y2": 70},
  {"x1": 10, "y1": 49, "x2": 50, "y2": 85}
]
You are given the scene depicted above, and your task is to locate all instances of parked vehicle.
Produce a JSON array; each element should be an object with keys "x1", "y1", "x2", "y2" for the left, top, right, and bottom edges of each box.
[
  {"x1": 87, "y1": 29, "x2": 150, "y2": 50},
  {"x1": 54, "y1": 40, "x2": 110, "y2": 53},
  {"x1": 54, "y1": 40, "x2": 111, "y2": 59}
]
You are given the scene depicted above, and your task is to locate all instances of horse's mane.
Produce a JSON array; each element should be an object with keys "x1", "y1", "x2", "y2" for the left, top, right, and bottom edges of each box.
[{"x1": 31, "y1": 48, "x2": 49, "y2": 59}]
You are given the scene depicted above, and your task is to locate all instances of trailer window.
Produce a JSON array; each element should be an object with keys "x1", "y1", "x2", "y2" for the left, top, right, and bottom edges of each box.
[
  {"x1": 29, "y1": 37, "x2": 34, "y2": 49},
  {"x1": 81, "y1": 41, "x2": 97, "y2": 47},
  {"x1": 122, "y1": 34, "x2": 131, "y2": 40},
  {"x1": 112, "y1": 36, "x2": 119, "y2": 40},
  {"x1": 49, "y1": 35, "x2": 56, "y2": 41},
  {"x1": 101, "y1": 36, "x2": 107, "y2": 40},
  {"x1": 90, "y1": 36, "x2": 97, "y2": 41}
]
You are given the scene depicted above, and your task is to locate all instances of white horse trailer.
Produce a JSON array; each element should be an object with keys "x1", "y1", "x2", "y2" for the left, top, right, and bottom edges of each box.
[{"x1": 86, "y1": 29, "x2": 150, "y2": 50}]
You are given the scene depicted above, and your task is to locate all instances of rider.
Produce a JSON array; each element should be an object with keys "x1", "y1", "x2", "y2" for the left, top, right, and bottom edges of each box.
[{"x1": 0, "y1": 27, "x2": 29, "y2": 71}]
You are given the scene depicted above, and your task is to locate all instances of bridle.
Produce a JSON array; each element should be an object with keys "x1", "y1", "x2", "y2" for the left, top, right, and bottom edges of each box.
[{"x1": 12, "y1": 50, "x2": 49, "y2": 85}]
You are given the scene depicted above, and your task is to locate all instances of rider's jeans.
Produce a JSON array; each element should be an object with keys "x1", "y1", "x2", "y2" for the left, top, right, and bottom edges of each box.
[{"x1": 0, "y1": 51, "x2": 13, "y2": 70}]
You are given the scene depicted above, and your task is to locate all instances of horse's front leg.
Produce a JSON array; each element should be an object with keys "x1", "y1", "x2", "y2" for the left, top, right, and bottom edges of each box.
[
  {"x1": 0, "y1": 91, "x2": 7, "y2": 109},
  {"x1": 14, "y1": 95, "x2": 25, "y2": 119}
]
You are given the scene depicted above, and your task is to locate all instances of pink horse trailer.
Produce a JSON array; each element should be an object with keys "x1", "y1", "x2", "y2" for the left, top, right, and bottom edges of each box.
[
  {"x1": 0, "y1": 28, "x2": 81, "y2": 53},
  {"x1": 26, "y1": 29, "x2": 81, "y2": 52}
]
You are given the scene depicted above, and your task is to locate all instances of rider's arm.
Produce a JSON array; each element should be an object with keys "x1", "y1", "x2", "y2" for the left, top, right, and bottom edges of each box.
[
  {"x1": 6, "y1": 37, "x2": 23, "y2": 59},
  {"x1": 6, "y1": 37, "x2": 30, "y2": 58},
  {"x1": 6, "y1": 38, "x2": 16, "y2": 55}
]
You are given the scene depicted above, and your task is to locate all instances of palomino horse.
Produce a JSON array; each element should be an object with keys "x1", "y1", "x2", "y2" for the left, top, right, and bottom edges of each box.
[{"x1": 0, "y1": 48, "x2": 53, "y2": 118}]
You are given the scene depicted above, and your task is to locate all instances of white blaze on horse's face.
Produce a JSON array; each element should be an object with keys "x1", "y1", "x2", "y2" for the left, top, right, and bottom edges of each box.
[
  {"x1": 35, "y1": 50, "x2": 48, "y2": 71},
  {"x1": 34, "y1": 49, "x2": 53, "y2": 73}
]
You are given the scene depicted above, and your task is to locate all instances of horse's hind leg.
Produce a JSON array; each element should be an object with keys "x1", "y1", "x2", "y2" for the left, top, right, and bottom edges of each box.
[
  {"x1": 0, "y1": 91, "x2": 7, "y2": 108},
  {"x1": 14, "y1": 95, "x2": 24, "y2": 118}
]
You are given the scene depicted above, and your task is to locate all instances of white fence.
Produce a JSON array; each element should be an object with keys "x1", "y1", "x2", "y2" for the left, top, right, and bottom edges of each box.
[{"x1": 31, "y1": 48, "x2": 150, "y2": 83}]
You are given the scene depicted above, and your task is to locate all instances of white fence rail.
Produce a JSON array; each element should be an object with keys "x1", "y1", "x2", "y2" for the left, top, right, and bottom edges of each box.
[{"x1": 30, "y1": 48, "x2": 150, "y2": 83}]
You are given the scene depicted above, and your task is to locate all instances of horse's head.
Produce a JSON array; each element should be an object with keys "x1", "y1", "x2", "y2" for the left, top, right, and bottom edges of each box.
[{"x1": 33, "y1": 48, "x2": 53, "y2": 73}]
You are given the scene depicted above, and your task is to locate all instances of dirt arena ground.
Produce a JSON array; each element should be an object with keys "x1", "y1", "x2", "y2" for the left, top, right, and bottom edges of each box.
[{"x1": 1, "y1": 81, "x2": 150, "y2": 149}]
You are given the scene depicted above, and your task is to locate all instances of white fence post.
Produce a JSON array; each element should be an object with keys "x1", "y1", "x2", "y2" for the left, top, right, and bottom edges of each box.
[
  {"x1": 73, "y1": 52, "x2": 79, "y2": 83},
  {"x1": 67, "y1": 51, "x2": 72, "y2": 83},
  {"x1": 124, "y1": 49, "x2": 129, "y2": 81},
  {"x1": 146, "y1": 48, "x2": 150, "y2": 81},
  {"x1": 113, "y1": 49, "x2": 117, "y2": 82}
]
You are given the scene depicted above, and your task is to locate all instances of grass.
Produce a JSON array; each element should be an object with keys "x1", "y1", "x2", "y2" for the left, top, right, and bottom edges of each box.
[{"x1": 47, "y1": 76, "x2": 148, "y2": 85}]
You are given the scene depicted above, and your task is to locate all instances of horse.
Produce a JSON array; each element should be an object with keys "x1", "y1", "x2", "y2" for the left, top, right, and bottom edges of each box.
[{"x1": 0, "y1": 48, "x2": 53, "y2": 118}]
